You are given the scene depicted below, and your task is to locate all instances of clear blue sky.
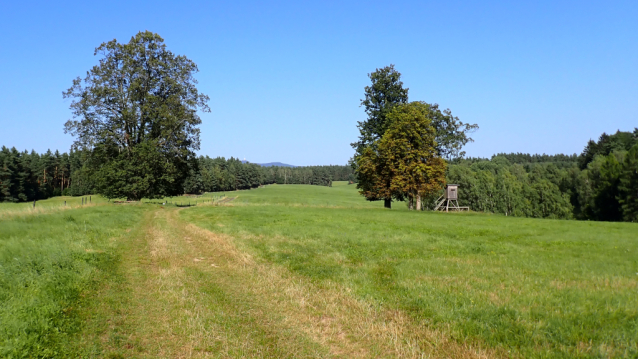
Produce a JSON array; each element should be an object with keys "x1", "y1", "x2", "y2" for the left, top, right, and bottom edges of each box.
[{"x1": 1, "y1": 1, "x2": 636, "y2": 165}]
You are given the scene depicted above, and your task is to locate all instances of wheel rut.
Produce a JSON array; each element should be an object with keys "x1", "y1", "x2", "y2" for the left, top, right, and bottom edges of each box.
[{"x1": 94, "y1": 207, "x2": 498, "y2": 358}]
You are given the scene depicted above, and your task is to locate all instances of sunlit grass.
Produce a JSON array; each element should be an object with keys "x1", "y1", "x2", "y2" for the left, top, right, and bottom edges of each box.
[
  {"x1": 0, "y1": 195, "x2": 111, "y2": 218},
  {"x1": 0, "y1": 201, "x2": 145, "y2": 357},
  {"x1": 182, "y1": 182, "x2": 638, "y2": 358},
  {"x1": 3, "y1": 183, "x2": 636, "y2": 357}
]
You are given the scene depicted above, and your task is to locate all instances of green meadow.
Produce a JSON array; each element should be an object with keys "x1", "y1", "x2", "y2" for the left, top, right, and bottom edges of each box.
[
  {"x1": 1, "y1": 182, "x2": 637, "y2": 358},
  {"x1": 185, "y1": 183, "x2": 638, "y2": 358},
  {"x1": 0, "y1": 201, "x2": 145, "y2": 357}
]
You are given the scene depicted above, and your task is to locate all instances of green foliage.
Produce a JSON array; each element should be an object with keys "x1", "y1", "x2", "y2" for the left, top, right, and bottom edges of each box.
[
  {"x1": 490, "y1": 152, "x2": 579, "y2": 169},
  {"x1": 592, "y1": 153, "x2": 623, "y2": 221},
  {"x1": 0, "y1": 146, "x2": 91, "y2": 202},
  {"x1": 364, "y1": 102, "x2": 447, "y2": 209},
  {"x1": 89, "y1": 139, "x2": 190, "y2": 200},
  {"x1": 352, "y1": 66, "x2": 477, "y2": 208},
  {"x1": 182, "y1": 156, "x2": 353, "y2": 193},
  {"x1": 353, "y1": 64, "x2": 409, "y2": 152},
  {"x1": 63, "y1": 31, "x2": 210, "y2": 200},
  {"x1": 578, "y1": 129, "x2": 638, "y2": 170},
  {"x1": 618, "y1": 144, "x2": 638, "y2": 221},
  {"x1": 446, "y1": 160, "x2": 573, "y2": 219},
  {"x1": 435, "y1": 129, "x2": 638, "y2": 222}
]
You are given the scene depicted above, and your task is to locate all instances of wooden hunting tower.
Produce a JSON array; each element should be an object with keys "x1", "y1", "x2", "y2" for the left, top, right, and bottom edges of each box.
[
  {"x1": 434, "y1": 184, "x2": 468, "y2": 212},
  {"x1": 446, "y1": 184, "x2": 458, "y2": 200}
]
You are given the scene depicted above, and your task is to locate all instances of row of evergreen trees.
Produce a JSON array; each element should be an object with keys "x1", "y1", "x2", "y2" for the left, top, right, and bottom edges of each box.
[
  {"x1": 0, "y1": 147, "x2": 92, "y2": 202},
  {"x1": 182, "y1": 156, "x2": 353, "y2": 193},
  {"x1": 0, "y1": 149, "x2": 353, "y2": 202},
  {"x1": 439, "y1": 129, "x2": 638, "y2": 221}
]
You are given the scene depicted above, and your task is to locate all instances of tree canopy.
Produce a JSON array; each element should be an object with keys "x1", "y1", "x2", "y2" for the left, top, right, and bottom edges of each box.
[
  {"x1": 381, "y1": 103, "x2": 447, "y2": 209},
  {"x1": 352, "y1": 64, "x2": 409, "y2": 154},
  {"x1": 425, "y1": 102, "x2": 479, "y2": 160},
  {"x1": 352, "y1": 65, "x2": 477, "y2": 208},
  {"x1": 356, "y1": 103, "x2": 447, "y2": 209},
  {"x1": 63, "y1": 31, "x2": 210, "y2": 200}
]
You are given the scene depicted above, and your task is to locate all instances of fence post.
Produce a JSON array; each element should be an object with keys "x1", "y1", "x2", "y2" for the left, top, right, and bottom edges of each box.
[
  {"x1": 33, "y1": 200, "x2": 36, "y2": 209},
  {"x1": 64, "y1": 201, "x2": 66, "y2": 206}
]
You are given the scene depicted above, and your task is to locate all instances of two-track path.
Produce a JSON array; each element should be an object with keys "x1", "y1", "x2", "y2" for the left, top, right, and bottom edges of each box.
[{"x1": 82, "y1": 206, "x2": 496, "y2": 358}]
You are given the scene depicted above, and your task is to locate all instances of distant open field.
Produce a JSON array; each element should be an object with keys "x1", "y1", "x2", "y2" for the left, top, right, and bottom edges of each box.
[{"x1": 1, "y1": 182, "x2": 636, "y2": 358}]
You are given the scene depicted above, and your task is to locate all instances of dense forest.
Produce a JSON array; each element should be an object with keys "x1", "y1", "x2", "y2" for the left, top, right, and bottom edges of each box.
[
  {"x1": 182, "y1": 156, "x2": 353, "y2": 193},
  {"x1": 2, "y1": 129, "x2": 637, "y2": 222},
  {"x1": 0, "y1": 147, "x2": 93, "y2": 201},
  {"x1": 440, "y1": 129, "x2": 638, "y2": 221},
  {"x1": 0, "y1": 149, "x2": 352, "y2": 202}
]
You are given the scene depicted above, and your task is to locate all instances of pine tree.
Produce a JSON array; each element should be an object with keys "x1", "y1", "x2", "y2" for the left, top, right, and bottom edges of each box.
[{"x1": 619, "y1": 144, "x2": 638, "y2": 222}]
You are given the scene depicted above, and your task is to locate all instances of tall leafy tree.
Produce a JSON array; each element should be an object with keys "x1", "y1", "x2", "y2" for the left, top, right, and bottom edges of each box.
[
  {"x1": 352, "y1": 65, "x2": 409, "y2": 208},
  {"x1": 352, "y1": 66, "x2": 477, "y2": 207},
  {"x1": 356, "y1": 103, "x2": 446, "y2": 209},
  {"x1": 353, "y1": 64, "x2": 409, "y2": 153},
  {"x1": 63, "y1": 31, "x2": 210, "y2": 200},
  {"x1": 381, "y1": 103, "x2": 446, "y2": 209},
  {"x1": 356, "y1": 145, "x2": 395, "y2": 207},
  {"x1": 618, "y1": 144, "x2": 638, "y2": 221},
  {"x1": 592, "y1": 154, "x2": 623, "y2": 221}
]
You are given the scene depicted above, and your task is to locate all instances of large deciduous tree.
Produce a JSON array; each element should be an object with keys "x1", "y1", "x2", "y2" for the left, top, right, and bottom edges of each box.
[
  {"x1": 357, "y1": 103, "x2": 446, "y2": 209},
  {"x1": 351, "y1": 65, "x2": 409, "y2": 208},
  {"x1": 63, "y1": 31, "x2": 210, "y2": 200},
  {"x1": 352, "y1": 65, "x2": 477, "y2": 208},
  {"x1": 382, "y1": 103, "x2": 447, "y2": 209}
]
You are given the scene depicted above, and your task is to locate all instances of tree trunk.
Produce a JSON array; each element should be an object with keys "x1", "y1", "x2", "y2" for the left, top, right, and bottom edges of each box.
[
  {"x1": 416, "y1": 194, "x2": 421, "y2": 211},
  {"x1": 408, "y1": 196, "x2": 414, "y2": 210},
  {"x1": 384, "y1": 198, "x2": 391, "y2": 209}
]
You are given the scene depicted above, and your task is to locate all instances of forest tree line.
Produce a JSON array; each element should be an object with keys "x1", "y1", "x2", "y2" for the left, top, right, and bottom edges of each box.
[
  {"x1": 439, "y1": 129, "x2": 638, "y2": 222},
  {"x1": 0, "y1": 147, "x2": 92, "y2": 202},
  {"x1": 0, "y1": 148, "x2": 353, "y2": 202},
  {"x1": 2, "y1": 129, "x2": 637, "y2": 222},
  {"x1": 182, "y1": 156, "x2": 354, "y2": 193},
  {"x1": 349, "y1": 64, "x2": 637, "y2": 222}
]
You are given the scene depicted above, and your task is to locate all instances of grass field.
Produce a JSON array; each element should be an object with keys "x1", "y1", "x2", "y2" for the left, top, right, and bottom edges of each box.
[
  {"x1": 1, "y1": 182, "x2": 636, "y2": 358},
  {"x1": 0, "y1": 202, "x2": 145, "y2": 357}
]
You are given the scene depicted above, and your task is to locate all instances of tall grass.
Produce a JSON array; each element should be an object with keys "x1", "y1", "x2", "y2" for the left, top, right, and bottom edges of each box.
[
  {"x1": 182, "y1": 182, "x2": 638, "y2": 358},
  {"x1": 0, "y1": 195, "x2": 112, "y2": 220},
  {"x1": 0, "y1": 202, "x2": 144, "y2": 357}
]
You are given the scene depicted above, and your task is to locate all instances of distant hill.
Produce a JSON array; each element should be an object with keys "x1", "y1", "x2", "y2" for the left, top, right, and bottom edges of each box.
[
  {"x1": 240, "y1": 160, "x2": 297, "y2": 167},
  {"x1": 257, "y1": 162, "x2": 297, "y2": 168}
]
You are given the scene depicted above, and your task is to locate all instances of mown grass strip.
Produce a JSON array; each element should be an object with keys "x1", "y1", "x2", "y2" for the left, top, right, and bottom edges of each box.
[{"x1": 181, "y1": 184, "x2": 638, "y2": 358}]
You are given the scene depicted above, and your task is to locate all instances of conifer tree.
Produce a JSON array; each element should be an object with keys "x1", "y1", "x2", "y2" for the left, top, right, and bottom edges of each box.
[{"x1": 619, "y1": 144, "x2": 638, "y2": 221}]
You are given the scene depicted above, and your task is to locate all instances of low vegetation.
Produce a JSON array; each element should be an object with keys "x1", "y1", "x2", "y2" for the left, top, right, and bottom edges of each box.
[
  {"x1": 1, "y1": 182, "x2": 636, "y2": 358},
  {"x1": 182, "y1": 182, "x2": 638, "y2": 358},
  {"x1": 0, "y1": 200, "x2": 144, "y2": 357}
]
